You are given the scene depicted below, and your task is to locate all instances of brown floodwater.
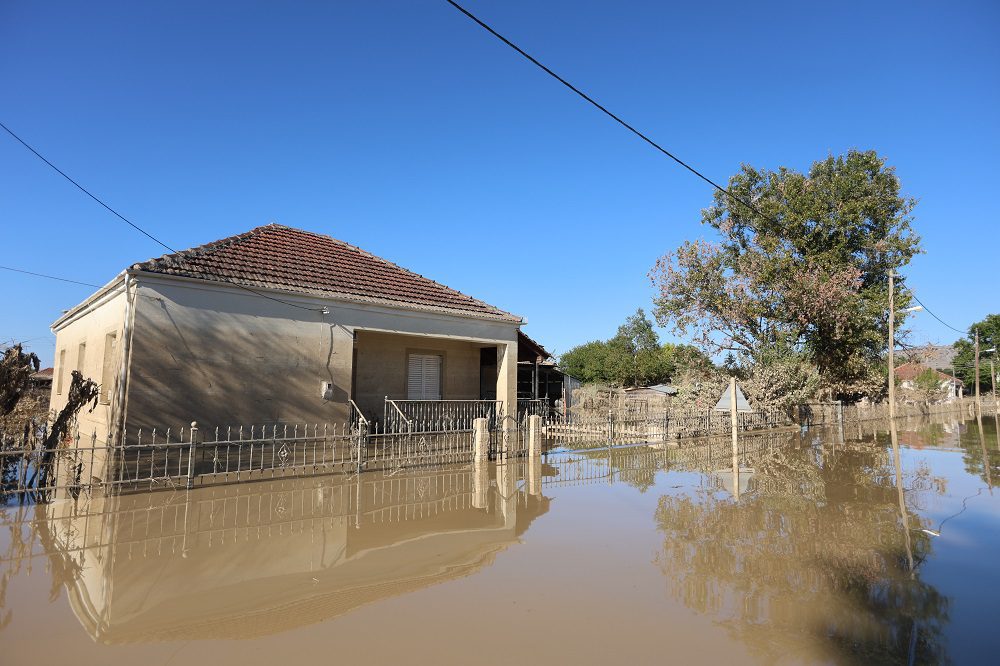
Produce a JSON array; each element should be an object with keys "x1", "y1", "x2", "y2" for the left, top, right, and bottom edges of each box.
[{"x1": 1, "y1": 415, "x2": 999, "y2": 664}]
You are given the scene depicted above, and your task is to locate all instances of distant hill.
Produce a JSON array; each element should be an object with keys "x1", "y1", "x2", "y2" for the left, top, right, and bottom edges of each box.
[{"x1": 904, "y1": 344, "x2": 957, "y2": 371}]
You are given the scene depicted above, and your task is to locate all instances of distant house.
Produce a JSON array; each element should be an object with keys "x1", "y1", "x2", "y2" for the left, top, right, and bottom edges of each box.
[
  {"x1": 894, "y1": 362, "x2": 963, "y2": 401},
  {"x1": 624, "y1": 384, "x2": 679, "y2": 399},
  {"x1": 50, "y1": 224, "x2": 529, "y2": 437},
  {"x1": 624, "y1": 384, "x2": 678, "y2": 412},
  {"x1": 30, "y1": 367, "x2": 53, "y2": 390}
]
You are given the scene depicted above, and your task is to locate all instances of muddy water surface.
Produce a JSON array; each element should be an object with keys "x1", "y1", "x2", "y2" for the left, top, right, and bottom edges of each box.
[{"x1": 1, "y1": 416, "x2": 999, "y2": 664}]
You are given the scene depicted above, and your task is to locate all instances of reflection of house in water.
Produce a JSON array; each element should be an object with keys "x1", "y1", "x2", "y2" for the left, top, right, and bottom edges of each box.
[{"x1": 39, "y1": 463, "x2": 548, "y2": 643}]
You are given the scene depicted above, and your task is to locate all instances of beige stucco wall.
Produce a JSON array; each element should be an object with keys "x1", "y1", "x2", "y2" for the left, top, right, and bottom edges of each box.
[
  {"x1": 49, "y1": 280, "x2": 130, "y2": 439},
  {"x1": 120, "y1": 273, "x2": 519, "y2": 435},
  {"x1": 124, "y1": 277, "x2": 354, "y2": 434},
  {"x1": 353, "y1": 330, "x2": 488, "y2": 419}
]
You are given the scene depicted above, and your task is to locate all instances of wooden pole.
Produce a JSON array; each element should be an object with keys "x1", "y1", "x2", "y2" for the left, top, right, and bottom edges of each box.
[
  {"x1": 975, "y1": 329, "x2": 982, "y2": 417},
  {"x1": 888, "y1": 271, "x2": 896, "y2": 421},
  {"x1": 730, "y1": 377, "x2": 739, "y2": 501},
  {"x1": 991, "y1": 358, "x2": 998, "y2": 416}
]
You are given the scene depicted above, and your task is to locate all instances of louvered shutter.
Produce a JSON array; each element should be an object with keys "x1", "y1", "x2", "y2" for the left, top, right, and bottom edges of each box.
[{"x1": 407, "y1": 354, "x2": 442, "y2": 400}]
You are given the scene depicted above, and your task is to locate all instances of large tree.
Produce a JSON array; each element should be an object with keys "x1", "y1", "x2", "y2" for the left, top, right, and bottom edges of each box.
[
  {"x1": 649, "y1": 150, "x2": 922, "y2": 400},
  {"x1": 560, "y1": 309, "x2": 692, "y2": 387}
]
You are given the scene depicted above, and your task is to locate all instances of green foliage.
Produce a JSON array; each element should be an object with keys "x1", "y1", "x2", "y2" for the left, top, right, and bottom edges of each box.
[
  {"x1": 649, "y1": 150, "x2": 922, "y2": 400},
  {"x1": 913, "y1": 367, "x2": 945, "y2": 403},
  {"x1": 560, "y1": 309, "x2": 713, "y2": 387},
  {"x1": 559, "y1": 340, "x2": 611, "y2": 385},
  {"x1": 951, "y1": 314, "x2": 1000, "y2": 391},
  {"x1": 739, "y1": 344, "x2": 822, "y2": 409}
]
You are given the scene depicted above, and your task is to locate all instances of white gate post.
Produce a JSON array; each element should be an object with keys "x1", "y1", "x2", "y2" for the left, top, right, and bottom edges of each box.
[
  {"x1": 527, "y1": 415, "x2": 542, "y2": 458},
  {"x1": 473, "y1": 417, "x2": 489, "y2": 464},
  {"x1": 186, "y1": 421, "x2": 198, "y2": 490}
]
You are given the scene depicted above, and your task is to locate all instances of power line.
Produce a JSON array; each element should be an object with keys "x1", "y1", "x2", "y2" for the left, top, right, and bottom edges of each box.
[
  {"x1": 0, "y1": 121, "x2": 176, "y2": 253},
  {"x1": 904, "y1": 289, "x2": 968, "y2": 336},
  {"x1": 441, "y1": 0, "x2": 763, "y2": 219},
  {"x1": 0, "y1": 122, "x2": 325, "y2": 313},
  {"x1": 1, "y1": 264, "x2": 101, "y2": 288}
]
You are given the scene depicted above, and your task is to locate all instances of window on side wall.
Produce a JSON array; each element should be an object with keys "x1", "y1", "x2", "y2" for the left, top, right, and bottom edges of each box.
[
  {"x1": 407, "y1": 354, "x2": 442, "y2": 400},
  {"x1": 57, "y1": 349, "x2": 66, "y2": 395},
  {"x1": 100, "y1": 332, "x2": 118, "y2": 404}
]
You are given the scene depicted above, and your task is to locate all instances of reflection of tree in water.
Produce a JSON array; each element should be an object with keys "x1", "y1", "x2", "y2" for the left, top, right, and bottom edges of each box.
[
  {"x1": 654, "y1": 441, "x2": 949, "y2": 664},
  {"x1": 962, "y1": 417, "x2": 998, "y2": 489}
]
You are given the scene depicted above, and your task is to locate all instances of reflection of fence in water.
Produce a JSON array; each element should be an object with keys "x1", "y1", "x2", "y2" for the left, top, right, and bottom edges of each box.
[{"x1": 0, "y1": 466, "x2": 495, "y2": 566}]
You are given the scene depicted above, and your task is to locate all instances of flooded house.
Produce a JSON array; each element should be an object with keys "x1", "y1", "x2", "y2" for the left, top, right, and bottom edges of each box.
[{"x1": 48, "y1": 224, "x2": 527, "y2": 439}]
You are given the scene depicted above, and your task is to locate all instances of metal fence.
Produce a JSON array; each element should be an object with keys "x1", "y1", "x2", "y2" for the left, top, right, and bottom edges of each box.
[
  {"x1": 382, "y1": 399, "x2": 503, "y2": 433},
  {"x1": 542, "y1": 406, "x2": 792, "y2": 449},
  {"x1": 1, "y1": 414, "x2": 524, "y2": 502},
  {"x1": 4, "y1": 396, "x2": 994, "y2": 504}
]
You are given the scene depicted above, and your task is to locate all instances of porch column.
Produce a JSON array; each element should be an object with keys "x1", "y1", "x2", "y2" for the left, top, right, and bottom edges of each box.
[{"x1": 496, "y1": 340, "x2": 518, "y2": 418}]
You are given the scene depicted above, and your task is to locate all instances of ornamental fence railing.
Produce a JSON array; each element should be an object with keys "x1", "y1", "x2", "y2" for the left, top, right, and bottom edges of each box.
[{"x1": 3, "y1": 396, "x2": 996, "y2": 504}]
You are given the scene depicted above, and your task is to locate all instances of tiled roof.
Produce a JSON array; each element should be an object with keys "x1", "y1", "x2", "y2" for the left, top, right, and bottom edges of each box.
[
  {"x1": 894, "y1": 362, "x2": 963, "y2": 385},
  {"x1": 132, "y1": 224, "x2": 520, "y2": 322}
]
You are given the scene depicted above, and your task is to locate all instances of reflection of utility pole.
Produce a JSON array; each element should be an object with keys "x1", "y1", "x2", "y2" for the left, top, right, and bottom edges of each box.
[{"x1": 889, "y1": 419, "x2": 914, "y2": 575}]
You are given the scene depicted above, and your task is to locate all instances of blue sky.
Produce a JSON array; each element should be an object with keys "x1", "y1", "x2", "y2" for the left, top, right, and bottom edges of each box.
[{"x1": 2, "y1": 0, "x2": 998, "y2": 366}]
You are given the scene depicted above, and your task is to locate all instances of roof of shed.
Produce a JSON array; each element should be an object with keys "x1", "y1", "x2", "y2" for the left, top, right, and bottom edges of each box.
[{"x1": 132, "y1": 224, "x2": 520, "y2": 322}]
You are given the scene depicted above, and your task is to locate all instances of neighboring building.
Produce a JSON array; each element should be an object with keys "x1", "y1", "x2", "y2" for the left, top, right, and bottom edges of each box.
[
  {"x1": 514, "y1": 331, "x2": 580, "y2": 414},
  {"x1": 894, "y1": 362, "x2": 963, "y2": 400},
  {"x1": 623, "y1": 384, "x2": 678, "y2": 412},
  {"x1": 30, "y1": 367, "x2": 54, "y2": 390},
  {"x1": 624, "y1": 384, "x2": 679, "y2": 399},
  {"x1": 49, "y1": 224, "x2": 525, "y2": 438}
]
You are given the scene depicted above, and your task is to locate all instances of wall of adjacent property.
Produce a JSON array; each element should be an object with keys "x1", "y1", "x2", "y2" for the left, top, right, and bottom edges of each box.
[
  {"x1": 49, "y1": 280, "x2": 130, "y2": 440},
  {"x1": 122, "y1": 274, "x2": 519, "y2": 434},
  {"x1": 352, "y1": 330, "x2": 487, "y2": 419}
]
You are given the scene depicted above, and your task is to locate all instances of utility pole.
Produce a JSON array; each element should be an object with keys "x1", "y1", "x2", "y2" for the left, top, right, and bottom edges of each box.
[
  {"x1": 975, "y1": 329, "x2": 981, "y2": 417},
  {"x1": 888, "y1": 270, "x2": 896, "y2": 420},
  {"x1": 991, "y1": 358, "x2": 998, "y2": 416}
]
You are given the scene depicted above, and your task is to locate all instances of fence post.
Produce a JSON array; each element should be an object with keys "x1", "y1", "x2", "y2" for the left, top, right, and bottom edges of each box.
[
  {"x1": 607, "y1": 409, "x2": 614, "y2": 446},
  {"x1": 356, "y1": 420, "x2": 369, "y2": 473},
  {"x1": 186, "y1": 421, "x2": 198, "y2": 490},
  {"x1": 473, "y1": 417, "x2": 489, "y2": 464},
  {"x1": 528, "y1": 415, "x2": 542, "y2": 457}
]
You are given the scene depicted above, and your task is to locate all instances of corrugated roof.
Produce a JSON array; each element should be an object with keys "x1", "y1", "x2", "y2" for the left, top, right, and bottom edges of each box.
[{"x1": 132, "y1": 224, "x2": 520, "y2": 322}]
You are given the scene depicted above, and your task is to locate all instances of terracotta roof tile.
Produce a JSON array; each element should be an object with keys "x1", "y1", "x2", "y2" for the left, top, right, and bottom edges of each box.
[
  {"x1": 132, "y1": 224, "x2": 520, "y2": 322},
  {"x1": 894, "y1": 362, "x2": 963, "y2": 385}
]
